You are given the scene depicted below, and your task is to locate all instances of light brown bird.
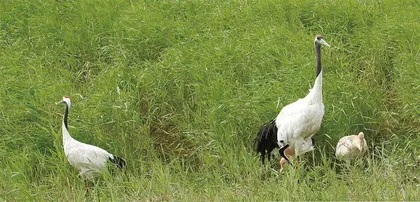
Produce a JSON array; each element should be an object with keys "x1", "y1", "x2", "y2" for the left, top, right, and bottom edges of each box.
[
  {"x1": 279, "y1": 138, "x2": 314, "y2": 170},
  {"x1": 279, "y1": 147, "x2": 296, "y2": 171},
  {"x1": 335, "y1": 132, "x2": 368, "y2": 163}
]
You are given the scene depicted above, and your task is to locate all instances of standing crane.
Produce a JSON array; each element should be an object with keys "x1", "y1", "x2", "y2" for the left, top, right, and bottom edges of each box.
[
  {"x1": 254, "y1": 35, "x2": 330, "y2": 165},
  {"x1": 276, "y1": 35, "x2": 329, "y2": 164},
  {"x1": 57, "y1": 96, "x2": 126, "y2": 186}
]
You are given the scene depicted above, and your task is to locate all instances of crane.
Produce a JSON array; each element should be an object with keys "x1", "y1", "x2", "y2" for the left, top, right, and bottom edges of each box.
[
  {"x1": 335, "y1": 132, "x2": 368, "y2": 164},
  {"x1": 254, "y1": 35, "x2": 329, "y2": 165},
  {"x1": 57, "y1": 96, "x2": 126, "y2": 185},
  {"x1": 275, "y1": 35, "x2": 329, "y2": 164}
]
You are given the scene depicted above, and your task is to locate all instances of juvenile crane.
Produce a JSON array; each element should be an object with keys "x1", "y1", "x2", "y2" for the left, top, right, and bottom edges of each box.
[
  {"x1": 279, "y1": 138, "x2": 314, "y2": 170},
  {"x1": 255, "y1": 35, "x2": 330, "y2": 165},
  {"x1": 335, "y1": 132, "x2": 368, "y2": 163},
  {"x1": 57, "y1": 96, "x2": 126, "y2": 182}
]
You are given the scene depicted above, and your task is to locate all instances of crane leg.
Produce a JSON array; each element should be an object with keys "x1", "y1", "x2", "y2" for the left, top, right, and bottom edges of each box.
[
  {"x1": 84, "y1": 180, "x2": 94, "y2": 196},
  {"x1": 295, "y1": 155, "x2": 301, "y2": 168},
  {"x1": 261, "y1": 150, "x2": 266, "y2": 164}
]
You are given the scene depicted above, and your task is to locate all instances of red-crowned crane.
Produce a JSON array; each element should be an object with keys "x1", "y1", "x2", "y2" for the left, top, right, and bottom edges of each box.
[
  {"x1": 255, "y1": 35, "x2": 330, "y2": 165},
  {"x1": 335, "y1": 132, "x2": 368, "y2": 163},
  {"x1": 57, "y1": 96, "x2": 126, "y2": 185}
]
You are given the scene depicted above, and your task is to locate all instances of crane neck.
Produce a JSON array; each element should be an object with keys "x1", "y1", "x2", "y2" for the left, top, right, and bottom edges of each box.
[
  {"x1": 306, "y1": 70, "x2": 323, "y2": 103},
  {"x1": 62, "y1": 103, "x2": 74, "y2": 145},
  {"x1": 315, "y1": 44, "x2": 322, "y2": 77},
  {"x1": 305, "y1": 43, "x2": 323, "y2": 104},
  {"x1": 63, "y1": 103, "x2": 69, "y2": 130}
]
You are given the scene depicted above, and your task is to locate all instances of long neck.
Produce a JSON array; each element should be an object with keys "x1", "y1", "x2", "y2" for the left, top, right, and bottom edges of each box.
[
  {"x1": 315, "y1": 44, "x2": 322, "y2": 77},
  {"x1": 62, "y1": 103, "x2": 74, "y2": 145},
  {"x1": 64, "y1": 103, "x2": 69, "y2": 130},
  {"x1": 306, "y1": 44, "x2": 323, "y2": 103}
]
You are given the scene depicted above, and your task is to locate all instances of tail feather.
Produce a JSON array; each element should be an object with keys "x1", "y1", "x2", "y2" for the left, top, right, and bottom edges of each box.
[
  {"x1": 254, "y1": 119, "x2": 278, "y2": 164},
  {"x1": 109, "y1": 155, "x2": 126, "y2": 169}
]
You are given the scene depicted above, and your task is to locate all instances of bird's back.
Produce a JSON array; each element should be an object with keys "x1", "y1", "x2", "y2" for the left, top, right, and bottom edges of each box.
[{"x1": 335, "y1": 135, "x2": 367, "y2": 160}]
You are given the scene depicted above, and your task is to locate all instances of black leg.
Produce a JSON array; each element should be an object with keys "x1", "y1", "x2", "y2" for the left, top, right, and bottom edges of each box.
[
  {"x1": 261, "y1": 151, "x2": 266, "y2": 164},
  {"x1": 84, "y1": 180, "x2": 95, "y2": 197},
  {"x1": 84, "y1": 180, "x2": 90, "y2": 197},
  {"x1": 279, "y1": 145, "x2": 292, "y2": 165}
]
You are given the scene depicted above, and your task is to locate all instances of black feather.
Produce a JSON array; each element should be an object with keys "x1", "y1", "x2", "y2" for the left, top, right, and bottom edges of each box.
[
  {"x1": 279, "y1": 144, "x2": 291, "y2": 165},
  {"x1": 254, "y1": 119, "x2": 279, "y2": 164},
  {"x1": 109, "y1": 156, "x2": 126, "y2": 169}
]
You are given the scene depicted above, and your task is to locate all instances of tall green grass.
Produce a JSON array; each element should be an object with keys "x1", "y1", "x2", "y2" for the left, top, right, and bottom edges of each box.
[{"x1": 1, "y1": 0, "x2": 419, "y2": 200}]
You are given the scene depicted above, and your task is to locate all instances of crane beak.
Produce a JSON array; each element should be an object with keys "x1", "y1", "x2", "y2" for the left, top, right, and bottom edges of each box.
[
  {"x1": 319, "y1": 39, "x2": 330, "y2": 47},
  {"x1": 56, "y1": 100, "x2": 64, "y2": 105}
]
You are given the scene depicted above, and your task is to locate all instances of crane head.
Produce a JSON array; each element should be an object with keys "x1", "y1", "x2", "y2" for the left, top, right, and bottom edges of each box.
[
  {"x1": 56, "y1": 96, "x2": 71, "y2": 108},
  {"x1": 357, "y1": 132, "x2": 365, "y2": 139},
  {"x1": 314, "y1": 35, "x2": 330, "y2": 47}
]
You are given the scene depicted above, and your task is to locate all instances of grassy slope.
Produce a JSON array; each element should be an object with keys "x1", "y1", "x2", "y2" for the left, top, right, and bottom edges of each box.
[{"x1": 0, "y1": 0, "x2": 419, "y2": 201}]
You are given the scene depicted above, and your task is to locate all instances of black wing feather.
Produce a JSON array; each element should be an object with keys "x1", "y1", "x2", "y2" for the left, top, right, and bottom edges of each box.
[{"x1": 254, "y1": 119, "x2": 279, "y2": 164}]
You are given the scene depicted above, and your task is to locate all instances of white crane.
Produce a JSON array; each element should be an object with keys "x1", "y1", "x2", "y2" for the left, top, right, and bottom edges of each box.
[
  {"x1": 254, "y1": 35, "x2": 329, "y2": 165},
  {"x1": 275, "y1": 35, "x2": 330, "y2": 164},
  {"x1": 57, "y1": 96, "x2": 126, "y2": 182},
  {"x1": 335, "y1": 132, "x2": 368, "y2": 163}
]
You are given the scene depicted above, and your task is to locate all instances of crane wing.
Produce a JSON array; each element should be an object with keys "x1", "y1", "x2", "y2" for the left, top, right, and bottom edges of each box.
[
  {"x1": 66, "y1": 143, "x2": 113, "y2": 172},
  {"x1": 275, "y1": 98, "x2": 324, "y2": 142}
]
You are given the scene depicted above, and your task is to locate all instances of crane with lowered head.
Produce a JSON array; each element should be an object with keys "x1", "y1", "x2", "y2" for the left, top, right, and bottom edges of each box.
[{"x1": 336, "y1": 132, "x2": 368, "y2": 164}]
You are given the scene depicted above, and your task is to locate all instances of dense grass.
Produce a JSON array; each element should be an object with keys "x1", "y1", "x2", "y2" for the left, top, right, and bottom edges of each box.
[{"x1": 1, "y1": 0, "x2": 419, "y2": 201}]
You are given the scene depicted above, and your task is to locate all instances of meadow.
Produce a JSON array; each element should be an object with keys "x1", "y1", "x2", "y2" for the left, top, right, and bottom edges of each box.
[{"x1": 0, "y1": 0, "x2": 419, "y2": 201}]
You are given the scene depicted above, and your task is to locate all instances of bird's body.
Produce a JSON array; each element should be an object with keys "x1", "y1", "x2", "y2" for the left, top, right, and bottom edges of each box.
[
  {"x1": 59, "y1": 96, "x2": 125, "y2": 181},
  {"x1": 335, "y1": 132, "x2": 367, "y2": 163},
  {"x1": 275, "y1": 35, "x2": 329, "y2": 162},
  {"x1": 275, "y1": 72, "x2": 324, "y2": 157},
  {"x1": 254, "y1": 35, "x2": 329, "y2": 165},
  {"x1": 63, "y1": 125, "x2": 115, "y2": 180}
]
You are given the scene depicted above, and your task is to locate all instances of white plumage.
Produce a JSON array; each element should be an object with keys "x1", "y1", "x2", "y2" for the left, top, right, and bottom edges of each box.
[
  {"x1": 58, "y1": 96, "x2": 125, "y2": 181},
  {"x1": 335, "y1": 132, "x2": 368, "y2": 163},
  {"x1": 276, "y1": 35, "x2": 330, "y2": 163}
]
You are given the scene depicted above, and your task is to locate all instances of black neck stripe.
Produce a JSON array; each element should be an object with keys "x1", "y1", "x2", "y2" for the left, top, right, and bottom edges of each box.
[{"x1": 64, "y1": 103, "x2": 69, "y2": 130}]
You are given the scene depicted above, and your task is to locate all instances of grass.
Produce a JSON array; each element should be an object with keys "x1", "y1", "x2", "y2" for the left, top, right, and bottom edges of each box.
[{"x1": 1, "y1": 0, "x2": 419, "y2": 201}]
